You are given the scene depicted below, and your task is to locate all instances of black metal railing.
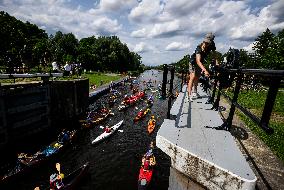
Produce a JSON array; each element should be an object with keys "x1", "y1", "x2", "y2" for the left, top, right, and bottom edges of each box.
[
  {"x1": 208, "y1": 67, "x2": 284, "y2": 134},
  {"x1": 161, "y1": 65, "x2": 178, "y2": 119}
]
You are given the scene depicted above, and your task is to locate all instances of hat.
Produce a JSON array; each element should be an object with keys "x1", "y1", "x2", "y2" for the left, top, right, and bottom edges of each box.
[
  {"x1": 203, "y1": 38, "x2": 211, "y2": 44},
  {"x1": 205, "y1": 32, "x2": 215, "y2": 41}
]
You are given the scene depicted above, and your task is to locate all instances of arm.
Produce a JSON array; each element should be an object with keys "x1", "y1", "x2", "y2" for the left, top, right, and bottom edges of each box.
[{"x1": 196, "y1": 54, "x2": 210, "y2": 76}]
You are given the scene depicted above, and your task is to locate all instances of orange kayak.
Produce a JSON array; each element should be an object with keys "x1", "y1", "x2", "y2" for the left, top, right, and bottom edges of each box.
[{"x1": 147, "y1": 123, "x2": 155, "y2": 134}]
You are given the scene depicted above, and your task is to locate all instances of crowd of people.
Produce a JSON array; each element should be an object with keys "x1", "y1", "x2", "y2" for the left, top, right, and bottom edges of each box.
[{"x1": 52, "y1": 61, "x2": 82, "y2": 76}]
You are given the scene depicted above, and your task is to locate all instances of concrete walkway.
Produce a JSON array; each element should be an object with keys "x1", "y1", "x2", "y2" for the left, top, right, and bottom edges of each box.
[{"x1": 156, "y1": 85, "x2": 257, "y2": 190}]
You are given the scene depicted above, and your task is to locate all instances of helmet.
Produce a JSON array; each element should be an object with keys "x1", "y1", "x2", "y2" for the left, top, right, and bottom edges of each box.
[{"x1": 151, "y1": 115, "x2": 154, "y2": 119}]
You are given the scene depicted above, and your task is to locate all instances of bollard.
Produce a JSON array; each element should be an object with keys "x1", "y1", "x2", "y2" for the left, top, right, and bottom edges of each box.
[
  {"x1": 167, "y1": 67, "x2": 175, "y2": 119},
  {"x1": 180, "y1": 71, "x2": 184, "y2": 92},
  {"x1": 260, "y1": 77, "x2": 280, "y2": 134},
  {"x1": 220, "y1": 72, "x2": 243, "y2": 130},
  {"x1": 162, "y1": 64, "x2": 168, "y2": 99}
]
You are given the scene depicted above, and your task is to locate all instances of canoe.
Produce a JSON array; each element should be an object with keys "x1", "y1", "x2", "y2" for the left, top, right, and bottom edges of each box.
[
  {"x1": 60, "y1": 162, "x2": 89, "y2": 189},
  {"x1": 147, "y1": 122, "x2": 155, "y2": 134},
  {"x1": 81, "y1": 108, "x2": 111, "y2": 128},
  {"x1": 91, "y1": 120, "x2": 123, "y2": 144},
  {"x1": 1, "y1": 130, "x2": 76, "y2": 184},
  {"x1": 44, "y1": 162, "x2": 89, "y2": 190}
]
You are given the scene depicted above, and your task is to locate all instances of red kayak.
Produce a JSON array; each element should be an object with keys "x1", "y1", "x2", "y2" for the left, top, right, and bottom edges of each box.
[
  {"x1": 138, "y1": 167, "x2": 153, "y2": 188},
  {"x1": 138, "y1": 149, "x2": 156, "y2": 189}
]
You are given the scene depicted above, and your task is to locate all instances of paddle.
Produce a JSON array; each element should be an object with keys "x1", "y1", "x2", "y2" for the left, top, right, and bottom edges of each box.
[
  {"x1": 118, "y1": 130, "x2": 123, "y2": 133},
  {"x1": 56, "y1": 163, "x2": 61, "y2": 174}
]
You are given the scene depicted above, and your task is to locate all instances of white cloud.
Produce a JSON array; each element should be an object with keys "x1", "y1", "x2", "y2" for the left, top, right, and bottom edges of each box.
[
  {"x1": 128, "y1": 0, "x2": 163, "y2": 23},
  {"x1": 1, "y1": 0, "x2": 122, "y2": 38},
  {"x1": 131, "y1": 28, "x2": 147, "y2": 38},
  {"x1": 1, "y1": 0, "x2": 284, "y2": 66},
  {"x1": 133, "y1": 42, "x2": 149, "y2": 53},
  {"x1": 133, "y1": 42, "x2": 157, "y2": 53},
  {"x1": 149, "y1": 20, "x2": 182, "y2": 38},
  {"x1": 165, "y1": 42, "x2": 190, "y2": 51},
  {"x1": 243, "y1": 42, "x2": 256, "y2": 53},
  {"x1": 99, "y1": 0, "x2": 136, "y2": 13}
]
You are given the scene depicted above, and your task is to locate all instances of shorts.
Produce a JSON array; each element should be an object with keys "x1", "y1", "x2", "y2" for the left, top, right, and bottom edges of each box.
[{"x1": 189, "y1": 63, "x2": 202, "y2": 76}]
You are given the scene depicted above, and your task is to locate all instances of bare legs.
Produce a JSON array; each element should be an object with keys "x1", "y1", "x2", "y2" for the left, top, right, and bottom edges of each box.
[
  {"x1": 187, "y1": 72, "x2": 195, "y2": 96},
  {"x1": 187, "y1": 72, "x2": 200, "y2": 99}
]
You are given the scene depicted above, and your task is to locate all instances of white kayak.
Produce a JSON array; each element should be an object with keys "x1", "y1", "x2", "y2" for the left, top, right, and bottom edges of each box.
[{"x1": 91, "y1": 120, "x2": 123, "y2": 144}]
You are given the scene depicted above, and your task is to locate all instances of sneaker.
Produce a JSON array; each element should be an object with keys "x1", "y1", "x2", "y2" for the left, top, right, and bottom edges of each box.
[
  {"x1": 191, "y1": 92, "x2": 200, "y2": 99},
  {"x1": 191, "y1": 92, "x2": 197, "y2": 99}
]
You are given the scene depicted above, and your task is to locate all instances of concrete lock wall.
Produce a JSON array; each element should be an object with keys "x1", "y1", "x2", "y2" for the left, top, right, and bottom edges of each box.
[{"x1": 0, "y1": 79, "x2": 89, "y2": 148}]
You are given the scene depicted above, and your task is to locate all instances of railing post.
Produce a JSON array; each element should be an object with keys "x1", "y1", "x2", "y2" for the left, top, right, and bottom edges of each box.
[
  {"x1": 206, "y1": 76, "x2": 217, "y2": 104},
  {"x1": 180, "y1": 71, "x2": 184, "y2": 92},
  {"x1": 260, "y1": 78, "x2": 280, "y2": 134},
  {"x1": 219, "y1": 72, "x2": 243, "y2": 130},
  {"x1": 211, "y1": 84, "x2": 222, "y2": 111},
  {"x1": 167, "y1": 67, "x2": 175, "y2": 119},
  {"x1": 162, "y1": 64, "x2": 168, "y2": 99}
]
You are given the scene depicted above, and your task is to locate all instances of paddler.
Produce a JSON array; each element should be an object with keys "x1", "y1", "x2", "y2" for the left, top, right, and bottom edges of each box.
[
  {"x1": 148, "y1": 115, "x2": 156, "y2": 126},
  {"x1": 104, "y1": 125, "x2": 113, "y2": 133},
  {"x1": 49, "y1": 171, "x2": 64, "y2": 189},
  {"x1": 141, "y1": 154, "x2": 156, "y2": 171}
]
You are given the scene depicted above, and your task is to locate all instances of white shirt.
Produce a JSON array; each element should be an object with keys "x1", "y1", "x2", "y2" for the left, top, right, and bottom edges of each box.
[
  {"x1": 64, "y1": 64, "x2": 72, "y2": 72},
  {"x1": 52, "y1": 62, "x2": 59, "y2": 70}
]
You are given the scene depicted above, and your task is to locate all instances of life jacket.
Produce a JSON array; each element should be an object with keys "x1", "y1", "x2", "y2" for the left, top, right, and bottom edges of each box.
[
  {"x1": 105, "y1": 127, "x2": 111, "y2": 133},
  {"x1": 50, "y1": 173, "x2": 58, "y2": 189},
  {"x1": 143, "y1": 159, "x2": 150, "y2": 170},
  {"x1": 149, "y1": 119, "x2": 155, "y2": 125}
]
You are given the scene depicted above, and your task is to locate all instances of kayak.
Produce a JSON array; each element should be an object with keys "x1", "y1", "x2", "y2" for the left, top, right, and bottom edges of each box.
[
  {"x1": 43, "y1": 162, "x2": 89, "y2": 190},
  {"x1": 134, "y1": 109, "x2": 150, "y2": 122},
  {"x1": 60, "y1": 162, "x2": 89, "y2": 189},
  {"x1": 138, "y1": 167, "x2": 153, "y2": 190},
  {"x1": 1, "y1": 130, "x2": 76, "y2": 184},
  {"x1": 138, "y1": 150, "x2": 156, "y2": 190},
  {"x1": 81, "y1": 108, "x2": 111, "y2": 128},
  {"x1": 19, "y1": 130, "x2": 76, "y2": 166},
  {"x1": 91, "y1": 120, "x2": 123, "y2": 144}
]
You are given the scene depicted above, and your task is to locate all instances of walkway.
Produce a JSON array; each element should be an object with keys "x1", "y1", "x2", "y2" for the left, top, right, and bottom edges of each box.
[{"x1": 156, "y1": 84, "x2": 257, "y2": 190}]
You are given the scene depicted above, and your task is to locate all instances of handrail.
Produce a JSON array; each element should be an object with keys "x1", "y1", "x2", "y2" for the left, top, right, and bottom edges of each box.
[
  {"x1": 228, "y1": 68, "x2": 284, "y2": 77},
  {"x1": 208, "y1": 67, "x2": 283, "y2": 134}
]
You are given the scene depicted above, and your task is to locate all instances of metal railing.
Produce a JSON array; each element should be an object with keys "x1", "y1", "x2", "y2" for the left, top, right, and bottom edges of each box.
[{"x1": 206, "y1": 67, "x2": 284, "y2": 134}]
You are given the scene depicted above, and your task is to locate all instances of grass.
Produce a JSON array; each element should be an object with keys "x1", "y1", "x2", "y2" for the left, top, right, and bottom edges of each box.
[
  {"x1": 225, "y1": 88, "x2": 284, "y2": 162},
  {"x1": 81, "y1": 72, "x2": 122, "y2": 87},
  {"x1": 0, "y1": 72, "x2": 123, "y2": 88}
]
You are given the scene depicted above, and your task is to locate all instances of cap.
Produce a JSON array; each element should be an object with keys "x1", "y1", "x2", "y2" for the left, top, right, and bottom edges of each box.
[
  {"x1": 203, "y1": 38, "x2": 211, "y2": 44},
  {"x1": 205, "y1": 32, "x2": 215, "y2": 41}
]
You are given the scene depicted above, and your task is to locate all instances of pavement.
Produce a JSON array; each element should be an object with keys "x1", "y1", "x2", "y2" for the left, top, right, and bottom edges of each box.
[
  {"x1": 157, "y1": 84, "x2": 257, "y2": 190},
  {"x1": 219, "y1": 97, "x2": 284, "y2": 190}
]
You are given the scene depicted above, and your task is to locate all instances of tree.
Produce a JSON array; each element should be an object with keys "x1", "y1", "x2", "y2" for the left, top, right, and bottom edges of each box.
[{"x1": 252, "y1": 28, "x2": 284, "y2": 69}]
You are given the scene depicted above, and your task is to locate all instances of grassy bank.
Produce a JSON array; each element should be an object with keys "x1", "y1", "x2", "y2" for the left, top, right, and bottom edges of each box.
[
  {"x1": 81, "y1": 72, "x2": 122, "y2": 87},
  {"x1": 228, "y1": 89, "x2": 284, "y2": 162},
  {"x1": 0, "y1": 72, "x2": 123, "y2": 88}
]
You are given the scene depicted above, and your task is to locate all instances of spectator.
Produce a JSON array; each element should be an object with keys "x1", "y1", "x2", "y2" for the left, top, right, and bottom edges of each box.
[
  {"x1": 52, "y1": 61, "x2": 60, "y2": 73},
  {"x1": 187, "y1": 36, "x2": 213, "y2": 101},
  {"x1": 63, "y1": 62, "x2": 71, "y2": 76}
]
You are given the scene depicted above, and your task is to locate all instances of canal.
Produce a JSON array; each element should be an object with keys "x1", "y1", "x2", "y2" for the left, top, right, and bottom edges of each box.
[{"x1": 1, "y1": 69, "x2": 181, "y2": 190}]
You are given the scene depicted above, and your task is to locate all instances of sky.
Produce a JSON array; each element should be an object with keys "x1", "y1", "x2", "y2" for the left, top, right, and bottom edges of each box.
[{"x1": 1, "y1": 0, "x2": 284, "y2": 66}]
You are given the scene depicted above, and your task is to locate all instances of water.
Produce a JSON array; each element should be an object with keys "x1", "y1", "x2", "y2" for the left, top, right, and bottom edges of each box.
[{"x1": 1, "y1": 70, "x2": 181, "y2": 190}]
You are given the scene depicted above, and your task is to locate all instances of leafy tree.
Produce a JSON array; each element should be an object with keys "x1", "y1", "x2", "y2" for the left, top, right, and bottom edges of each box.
[
  {"x1": 252, "y1": 28, "x2": 284, "y2": 69},
  {"x1": 0, "y1": 11, "x2": 141, "y2": 73}
]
